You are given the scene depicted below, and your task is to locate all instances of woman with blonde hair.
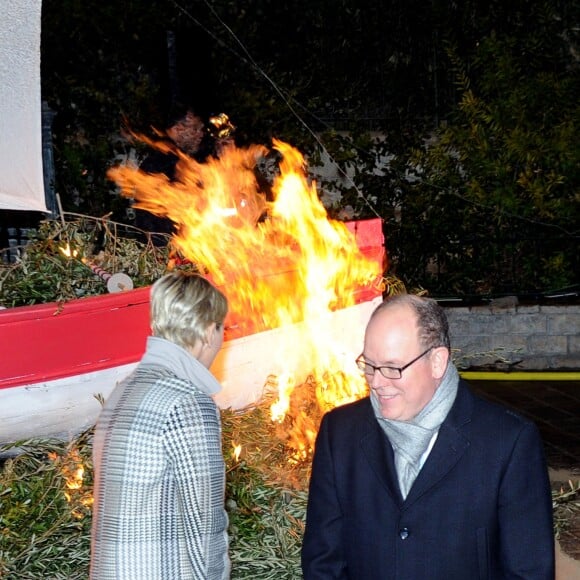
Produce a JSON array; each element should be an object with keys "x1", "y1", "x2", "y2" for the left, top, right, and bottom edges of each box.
[{"x1": 91, "y1": 272, "x2": 230, "y2": 579}]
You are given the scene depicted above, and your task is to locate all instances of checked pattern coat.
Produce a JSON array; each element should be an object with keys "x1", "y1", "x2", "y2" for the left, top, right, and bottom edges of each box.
[{"x1": 90, "y1": 342, "x2": 230, "y2": 580}]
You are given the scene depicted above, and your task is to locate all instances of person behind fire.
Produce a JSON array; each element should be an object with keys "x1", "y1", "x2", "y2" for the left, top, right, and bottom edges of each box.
[
  {"x1": 301, "y1": 294, "x2": 554, "y2": 579},
  {"x1": 135, "y1": 110, "x2": 206, "y2": 245},
  {"x1": 90, "y1": 271, "x2": 230, "y2": 579}
]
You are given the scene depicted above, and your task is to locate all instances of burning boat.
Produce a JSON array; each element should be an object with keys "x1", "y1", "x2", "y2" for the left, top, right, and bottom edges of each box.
[
  {"x1": 0, "y1": 9, "x2": 385, "y2": 448},
  {"x1": 0, "y1": 140, "x2": 385, "y2": 446}
]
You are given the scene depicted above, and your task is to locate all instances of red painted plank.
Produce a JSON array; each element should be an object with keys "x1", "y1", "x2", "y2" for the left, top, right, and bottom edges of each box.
[
  {"x1": 0, "y1": 218, "x2": 385, "y2": 390},
  {"x1": 0, "y1": 287, "x2": 151, "y2": 389}
]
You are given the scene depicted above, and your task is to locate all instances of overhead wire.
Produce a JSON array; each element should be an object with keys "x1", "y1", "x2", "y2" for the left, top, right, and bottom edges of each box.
[
  {"x1": 170, "y1": 0, "x2": 382, "y2": 218},
  {"x1": 169, "y1": 0, "x2": 578, "y2": 238}
]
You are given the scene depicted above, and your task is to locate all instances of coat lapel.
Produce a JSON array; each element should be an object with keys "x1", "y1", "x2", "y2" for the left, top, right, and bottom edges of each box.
[
  {"x1": 359, "y1": 403, "x2": 404, "y2": 505},
  {"x1": 403, "y1": 381, "x2": 474, "y2": 507}
]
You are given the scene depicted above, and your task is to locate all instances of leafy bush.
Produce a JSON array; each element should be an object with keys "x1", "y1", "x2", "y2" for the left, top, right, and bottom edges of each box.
[
  {"x1": 0, "y1": 398, "x2": 311, "y2": 579},
  {"x1": 0, "y1": 216, "x2": 176, "y2": 307}
]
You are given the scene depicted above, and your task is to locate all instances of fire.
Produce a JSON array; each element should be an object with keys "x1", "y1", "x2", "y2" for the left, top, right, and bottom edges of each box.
[
  {"x1": 270, "y1": 373, "x2": 295, "y2": 423},
  {"x1": 49, "y1": 447, "x2": 93, "y2": 519},
  {"x1": 108, "y1": 136, "x2": 382, "y2": 458},
  {"x1": 65, "y1": 463, "x2": 84, "y2": 492},
  {"x1": 59, "y1": 243, "x2": 78, "y2": 258}
]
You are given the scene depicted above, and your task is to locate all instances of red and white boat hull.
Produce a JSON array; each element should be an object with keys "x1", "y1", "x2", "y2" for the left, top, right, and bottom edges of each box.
[{"x1": 0, "y1": 219, "x2": 384, "y2": 445}]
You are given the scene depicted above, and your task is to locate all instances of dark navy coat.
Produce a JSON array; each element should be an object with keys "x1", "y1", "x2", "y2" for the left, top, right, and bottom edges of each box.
[{"x1": 301, "y1": 381, "x2": 554, "y2": 579}]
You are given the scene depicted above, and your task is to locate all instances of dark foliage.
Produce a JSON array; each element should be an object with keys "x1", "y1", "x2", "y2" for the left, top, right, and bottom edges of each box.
[{"x1": 36, "y1": 0, "x2": 579, "y2": 296}]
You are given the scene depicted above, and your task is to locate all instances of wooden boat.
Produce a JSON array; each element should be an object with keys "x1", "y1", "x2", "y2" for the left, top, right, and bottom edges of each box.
[
  {"x1": 0, "y1": 218, "x2": 384, "y2": 446},
  {"x1": 0, "y1": 10, "x2": 387, "y2": 447}
]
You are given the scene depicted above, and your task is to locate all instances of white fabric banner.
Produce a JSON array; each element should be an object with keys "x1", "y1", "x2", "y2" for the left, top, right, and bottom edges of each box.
[{"x1": 0, "y1": 0, "x2": 47, "y2": 212}]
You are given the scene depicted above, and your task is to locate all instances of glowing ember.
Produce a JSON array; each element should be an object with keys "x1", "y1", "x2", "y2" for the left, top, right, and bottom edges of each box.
[
  {"x1": 108, "y1": 136, "x2": 383, "y2": 458},
  {"x1": 59, "y1": 243, "x2": 78, "y2": 259},
  {"x1": 65, "y1": 464, "x2": 84, "y2": 492},
  {"x1": 49, "y1": 448, "x2": 94, "y2": 519}
]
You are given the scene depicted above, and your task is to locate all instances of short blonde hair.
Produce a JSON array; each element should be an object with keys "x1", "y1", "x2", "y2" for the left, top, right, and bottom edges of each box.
[{"x1": 150, "y1": 272, "x2": 228, "y2": 349}]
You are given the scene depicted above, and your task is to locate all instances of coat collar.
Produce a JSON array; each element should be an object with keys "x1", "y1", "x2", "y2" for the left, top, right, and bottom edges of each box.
[{"x1": 359, "y1": 380, "x2": 474, "y2": 507}]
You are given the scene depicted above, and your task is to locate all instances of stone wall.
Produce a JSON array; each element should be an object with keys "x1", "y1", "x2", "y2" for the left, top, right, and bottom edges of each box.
[{"x1": 444, "y1": 303, "x2": 580, "y2": 370}]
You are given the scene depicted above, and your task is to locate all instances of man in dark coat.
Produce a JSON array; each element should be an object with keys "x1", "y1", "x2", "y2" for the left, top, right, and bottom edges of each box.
[{"x1": 301, "y1": 294, "x2": 554, "y2": 579}]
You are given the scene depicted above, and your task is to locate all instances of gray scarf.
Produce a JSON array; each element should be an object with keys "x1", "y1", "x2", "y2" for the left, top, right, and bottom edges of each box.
[
  {"x1": 140, "y1": 336, "x2": 222, "y2": 396},
  {"x1": 370, "y1": 362, "x2": 459, "y2": 499}
]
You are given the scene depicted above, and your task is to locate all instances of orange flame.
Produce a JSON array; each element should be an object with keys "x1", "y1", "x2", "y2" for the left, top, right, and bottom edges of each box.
[
  {"x1": 270, "y1": 373, "x2": 295, "y2": 423},
  {"x1": 65, "y1": 464, "x2": 84, "y2": 491},
  {"x1": 59, "y1": 243, "x2": 78, "y2": 259},
  {"x1": 49, "y1": 448, "x2": 93, "y2": 519},
  {"x1": 108, "y1": 137, "x2": 381, "y2": 457}
]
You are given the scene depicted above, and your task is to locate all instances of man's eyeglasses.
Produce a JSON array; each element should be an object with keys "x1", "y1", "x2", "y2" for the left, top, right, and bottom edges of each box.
[{"x1": 355, "y1": 346, "x2": 435, "y2": 380}]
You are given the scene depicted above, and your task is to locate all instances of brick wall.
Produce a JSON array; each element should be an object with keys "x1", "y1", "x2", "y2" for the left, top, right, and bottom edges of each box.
[{"x1": 444, "y1": 303, "x2": 580, "y2": 370}]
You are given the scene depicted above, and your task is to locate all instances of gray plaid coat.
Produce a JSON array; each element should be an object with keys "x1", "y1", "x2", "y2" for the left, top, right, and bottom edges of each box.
[{"x1": 90, "y1": 338, "x2": 230, "y2": 579}]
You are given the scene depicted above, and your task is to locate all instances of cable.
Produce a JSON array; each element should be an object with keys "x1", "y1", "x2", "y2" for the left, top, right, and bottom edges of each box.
[
  {"x1": 169, "y1": 0, "x2": 382, "y2": 218},
  {"x1": 169, "y1": 0, "x2": 577, "y2": 236}
]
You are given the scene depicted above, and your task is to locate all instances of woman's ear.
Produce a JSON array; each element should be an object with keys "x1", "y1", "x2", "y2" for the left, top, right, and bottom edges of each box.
[
  {"x1": 431, "y1": 346, "x2": 450, "y2": 380},
  {"x1": 204, "y1": 322, "x2": 217, "y2": 346}
]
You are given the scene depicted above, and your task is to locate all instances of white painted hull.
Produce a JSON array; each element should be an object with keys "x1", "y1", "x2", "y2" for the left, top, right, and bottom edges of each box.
[{"x1": 0, "y1": 297, "x2": 381, "y2": 445}]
